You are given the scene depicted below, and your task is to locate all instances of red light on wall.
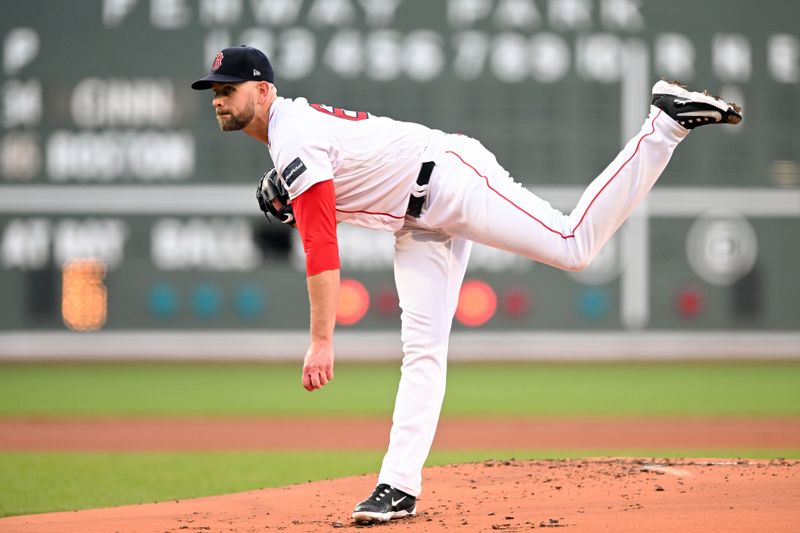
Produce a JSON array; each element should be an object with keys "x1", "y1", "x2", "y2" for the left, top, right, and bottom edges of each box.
[
  {"x1": 455, "y1": 279, "x2": 497, "y2": 327},
  {"x1": 502, "y1": 287, "x2": 531, "y2": 318},
  {"x1": 376, "y1": 286, "x2": 400, "y2": 317},
  {"x1": 677, "y1": 287, "x2": 705, "y2": 318},
  {"x1": 337, "y1": 278, "x2": 370, "y2": 326},
  {"x1": 62, "y1": 258, "x2": 107, "y2": 332}
]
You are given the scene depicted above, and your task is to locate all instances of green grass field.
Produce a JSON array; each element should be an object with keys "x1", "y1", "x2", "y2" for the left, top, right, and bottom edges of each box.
[
  {"x1": 1, "y1": 361, "x2": 799, "y2": 517},
  {"x1": 2, "y1": 361, "x2": 799, "y2": 417}
]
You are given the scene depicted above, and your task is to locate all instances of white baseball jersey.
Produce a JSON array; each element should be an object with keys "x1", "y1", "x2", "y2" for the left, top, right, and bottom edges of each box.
[
  {"x1": 268, "y1": 95, "x2": 690, "y2": 498},
  {"x1": 267, "y1": 97, "x2": 443, "y2": 232}
]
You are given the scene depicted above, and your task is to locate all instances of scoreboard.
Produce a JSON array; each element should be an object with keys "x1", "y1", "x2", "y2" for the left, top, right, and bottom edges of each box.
[{"x1": 1, "y1": 0, "x2": 798, "y2": 357}]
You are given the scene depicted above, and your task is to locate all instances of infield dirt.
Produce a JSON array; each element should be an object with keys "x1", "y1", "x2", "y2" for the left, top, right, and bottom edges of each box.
[
  {"x1": 2, "y1": 417, "x2": 799, "y2": 450},
  {"x1": 1, "y1": 417, "x2": 799, "y2": 531},
  {"x1": 1, "y1": 458, "x2": 798, "y2": 532}
]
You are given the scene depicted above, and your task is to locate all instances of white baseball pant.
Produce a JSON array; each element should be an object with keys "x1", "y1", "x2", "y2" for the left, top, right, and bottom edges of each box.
[{"x1": 378, "y1": 107, "x2": 688, "y2": 495}]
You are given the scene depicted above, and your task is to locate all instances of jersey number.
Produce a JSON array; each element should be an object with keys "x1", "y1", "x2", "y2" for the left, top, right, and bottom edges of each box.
[{"x1": 310, "y1": 103, "x2": 368, "y2": 121}]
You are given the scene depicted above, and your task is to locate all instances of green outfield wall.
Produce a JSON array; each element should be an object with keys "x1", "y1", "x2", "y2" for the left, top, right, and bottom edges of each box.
[{"x1": 0, "y1": 1, "x2": 798, "y2": 358}]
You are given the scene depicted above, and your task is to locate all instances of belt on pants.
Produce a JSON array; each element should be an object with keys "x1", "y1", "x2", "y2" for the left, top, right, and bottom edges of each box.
[{"x1": 406, "y1": 161, "x2": 435, "y2": 218}]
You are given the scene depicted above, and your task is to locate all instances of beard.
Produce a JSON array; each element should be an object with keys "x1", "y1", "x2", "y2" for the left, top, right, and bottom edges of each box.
[{"x1": 216, "y1": 98, "x2": 255, "y2": 131}]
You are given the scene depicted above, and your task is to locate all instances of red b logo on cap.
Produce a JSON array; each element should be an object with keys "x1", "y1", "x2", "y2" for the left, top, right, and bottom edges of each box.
[{"x1": 212, "y1": 52, "x2": 224, "y2": 71}]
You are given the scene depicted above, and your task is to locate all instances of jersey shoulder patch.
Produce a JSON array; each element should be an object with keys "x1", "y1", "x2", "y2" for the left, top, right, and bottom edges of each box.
[{"x1": 281, "y1": 157, "x2": 307, "y2": 186}]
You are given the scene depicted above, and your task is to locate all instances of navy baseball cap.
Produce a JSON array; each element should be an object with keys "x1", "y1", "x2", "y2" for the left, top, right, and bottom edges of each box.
[{"x1": 191, "y1": 45, "x2": 275, "y2": 90}]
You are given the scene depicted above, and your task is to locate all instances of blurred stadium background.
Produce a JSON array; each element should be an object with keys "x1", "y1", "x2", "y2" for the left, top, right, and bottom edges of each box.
[{"x1": 0, "y1": 0, "x2": 798, "y2": 360}]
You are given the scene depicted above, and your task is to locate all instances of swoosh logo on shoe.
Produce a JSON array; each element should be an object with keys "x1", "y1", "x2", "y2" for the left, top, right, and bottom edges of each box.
[
  {"x1": 674, "y1": 97, "x2": 692, "y2": 105},
  {"x1": 392, "y1": 496, "x2": 407, "y2": 506},
  {"x1": 677, "y1": 110, "x2": 722, "y2": 121}
]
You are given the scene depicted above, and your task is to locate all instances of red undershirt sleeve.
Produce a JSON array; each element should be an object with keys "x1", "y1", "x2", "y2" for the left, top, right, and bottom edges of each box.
[{"x1": 292, "y1": 180, "x2": 340, "y2": 277}]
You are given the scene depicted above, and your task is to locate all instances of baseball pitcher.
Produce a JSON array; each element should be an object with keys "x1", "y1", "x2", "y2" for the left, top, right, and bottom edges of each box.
[{"x1": 192, "y1": 45, "x2": 741, "y2": 524}]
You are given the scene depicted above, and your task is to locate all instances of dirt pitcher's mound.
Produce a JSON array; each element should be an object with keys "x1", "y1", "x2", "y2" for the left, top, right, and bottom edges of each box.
[{"x1": 1, "y1": 458, "x2": 798, "y2": 533}]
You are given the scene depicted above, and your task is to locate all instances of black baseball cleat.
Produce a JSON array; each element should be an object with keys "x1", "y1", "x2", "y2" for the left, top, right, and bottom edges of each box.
[
  {"x1": 352, "y1": 483, "x2": 416, "y2": 524},
  {"x1": 651, "y1": 80, "x2": 743, "y2": 129}
]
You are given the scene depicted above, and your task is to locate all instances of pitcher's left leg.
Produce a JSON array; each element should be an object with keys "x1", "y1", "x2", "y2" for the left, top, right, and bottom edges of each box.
[
  {"x1": 376, "y1": 228, "x2": 472, "y2": 497},
  {"x1": 354, "y1": 227, "x2": 473, "y2": 525}
]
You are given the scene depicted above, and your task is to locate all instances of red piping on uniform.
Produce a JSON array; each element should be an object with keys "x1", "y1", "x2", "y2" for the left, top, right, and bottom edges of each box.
[
  {"x1": 445, "y1": 110, "x2": 663, "y2": 240},
  {"x1": 336, "y1": 208, "x2": 406, "y2": 220}
]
